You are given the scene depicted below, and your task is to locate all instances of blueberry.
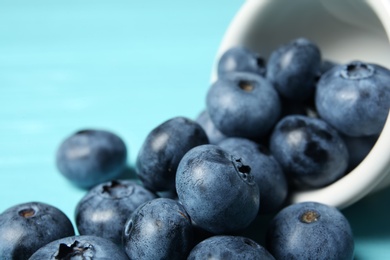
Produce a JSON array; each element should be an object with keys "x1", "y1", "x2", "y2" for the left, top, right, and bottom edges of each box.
[
  {"x1": 75, "y1": 180, "x2": 157, "y2": 245},
  {"x1": 122, "y1": 198, "x2": 194, "y2": 260},
  {"x1": 315, "y1": 60, "x2": 390, "y2": 136},
  {"x1": 188, "y1": 235, "x2": 275, "y2": 260},
  {"x1": 269, "y1": 115, "x2": 349, "y2": 189},
  {"x1": 341, "y1": 133, "x2": 379, "y2": 171},
  {"x1": 136, "y1": 116, "x2": 209, "y2": 192},
  {"x1": 28, "y1": 235, "x2": 129, "y2": 260},
  {"x1": 206, "y1": 72, "x2": 281, "y2": 140},
  {"x1": 266, "y1": 38, "x2": 321, "y2": 101},
  {"x1": 0, "y1": 202, "x2": 75, "y2": 259},
  {"x1": 217, "y1": 46, "x2": 266, "y2": 77},
  {"x1": 175, "y1": 144, "x2": 260, "y2": 234},
  {"x1": 266, "y1": 201, "x2": 354, "y2": 259},
  {"x1": 195, "y1": 110, "x2": 227, "y2": 144},
  {"x1": 56, "y1": 129, "x2": 127, "y2": 189},
  {"x1": 218, "y1": 137, "x2": 288, "y2": 214}
]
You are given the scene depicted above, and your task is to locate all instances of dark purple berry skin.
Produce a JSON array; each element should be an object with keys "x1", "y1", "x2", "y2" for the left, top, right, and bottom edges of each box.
[
  {"x1": 217, "y1": 46, "x2": 266, "y2": 77},
  {"x1": 266, "y1": 38, "x2": 321, "y2": 101},
  {"x1": 176, "y1": 144, "x2": 260, "y2": 234},
  {"x1": 122, "y1": 198, "x2": 194, "y2": 260},
  {"x1": 206, "y1": 72, "x2": 281, "y2": 140},
  {"x1": 341, "y1": 133, "x2": 379, "y2": 171},
  {"x1": 28, "y1": 235, "x2": 129, "y2": 260},
  {"x1": 56, "y1": 129, "x2": 127, "y2": 189},
  {"x1": 266, "y1": 202, "x2": 354, "y2": 260},
  {"x1": 75, "y1": 180, "x2": 157, "y2": 245},
  {"x1": 136, "y1": 116, "x2": 209, "y2": 192},
  {"x1": 0, "y1": 202, "x2": 75, "y2": 260},
  {"x1": 269, "y1": 115, "x2": 349, "y2": 189},
  {"x1": 196, "y1": 110, "x2": 227, "y2": 144},
  {"x1": 188, "y1": 235, "x2": 275, "y2": 260},
  {"x1": 316, "y1": 60, "x2": 390, "y2": 137},
  {"x1": 218, "y1": 137, "x2": 288, "y2": 214}
]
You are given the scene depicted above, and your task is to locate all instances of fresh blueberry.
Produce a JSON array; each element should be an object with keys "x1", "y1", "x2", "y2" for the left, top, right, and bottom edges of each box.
[
  {"x1": 28, "y1": 235, "x2": 129, "y2": 260},
  {"x1": 122, "y1": 198, "x2": 194, "y2": 260},
  {"x1": 217, "y1": 46, "x2": 266, "y2": 77},
  {"x1": 196, "y1": 110, "x2": 227, "y2": 144},
  {"x1": 75, "y1": 180, "x2": 157, "y2": 245},
  {"x1": 0, "y1": 202, "x2": 75, "y2": 259},
  {"x1": 175, "y1": 144, "x2": 260, "y2": 234},
  {"x1": 315, "y1": 60, "x2": 390, "y2": 136},
  {"x1": 188, "y1": 235, "x2": 275, "y2": 260},
  {"x1": 136, "y1": 116, "x2": 209, "y2": 192},
  {"x1": 218, "y1": 137, "x2": 288, "y2": 214},
  {"x1": 269, "y1": 115, "x2": 349, "y2": 189},
  {"x1": 266, "y1": 38, "x2": 321, "y2": 101},
  {"x1": 341, "y1": 133, "x2": 379, "y2": 171},
  {"x1": 266, "y1": 201, "x2": 354, "y2": 260},
  {"x1": 206, "y1": 72, "x2": 281, "y2": 140},
  {"x1": 56, "y1": 129, "x2": 127, "y2": 189}
]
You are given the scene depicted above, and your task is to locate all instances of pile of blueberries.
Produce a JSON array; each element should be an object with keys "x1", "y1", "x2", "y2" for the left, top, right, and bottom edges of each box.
[{"x1": 1, "y1": 37, "x2": 390, "y2": 259}]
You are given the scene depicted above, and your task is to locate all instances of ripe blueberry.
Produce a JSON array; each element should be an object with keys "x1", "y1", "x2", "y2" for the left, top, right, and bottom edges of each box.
[
  {"x1": 136, "y1": 116, "x2": 209, "y2": 192},
  {"x1": 122, "y1": 198, "x2": 194, "y2": 260},
  {"x1": 217, "y1": 46, "x2": 266, "y2": 77},
  {"x1": 316, "y1": 60, "x2": 390, "y2": 136},
  {"x1": 188, "y1": 235, "x2": 275, "y2": 260},
  {"x1": 75, "y1": 179, "x2": 157, "y2": 245},
  {"x1": 269, "y1": 115, "x2": 349, "y2": 188},
  {"x1": 0, "y1": 202, "x2": 75, "y2": 259},
  {"x1": 176, "y1": 144, "x2": 260, "y2": 234},
  {"x1": 29, "y1": 235, "x2": 129, "y2": 259},
  {"x1": 218, "y1": 137, "x2": 288, "y2": 213},
  {"x1": 266, "y1": 37, "x2": 321, "y2": 101},
  {"x1": 206, "y1": 72, "x2": 281, "y2": 140},
  {"x1": 266, "y1": 201, "x2": 354, "y2": 259},
  {"x1": 56, "y1": 129, "x2": 127, "y2": 189}
]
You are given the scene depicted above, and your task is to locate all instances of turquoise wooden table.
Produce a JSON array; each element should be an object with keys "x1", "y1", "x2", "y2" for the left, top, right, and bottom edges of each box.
[{"x1": 0, "y1": 1, "x2": 389, "y2": 259}]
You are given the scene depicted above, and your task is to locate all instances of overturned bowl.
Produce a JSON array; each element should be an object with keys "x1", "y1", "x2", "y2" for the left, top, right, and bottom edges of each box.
[{"x1": 212, "y1": 0, "x2": 390, "y2": 209}]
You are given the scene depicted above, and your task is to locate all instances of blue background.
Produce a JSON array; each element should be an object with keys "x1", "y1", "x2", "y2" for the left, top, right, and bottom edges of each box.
[{"x1": 0, "y1": 1, "x2": 389, "y2": 258}]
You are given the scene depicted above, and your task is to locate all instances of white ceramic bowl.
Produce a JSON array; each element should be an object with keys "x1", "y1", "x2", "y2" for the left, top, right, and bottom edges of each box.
[{"x1": 212, "y1": 0, "x2": 390, "y2": 209}]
